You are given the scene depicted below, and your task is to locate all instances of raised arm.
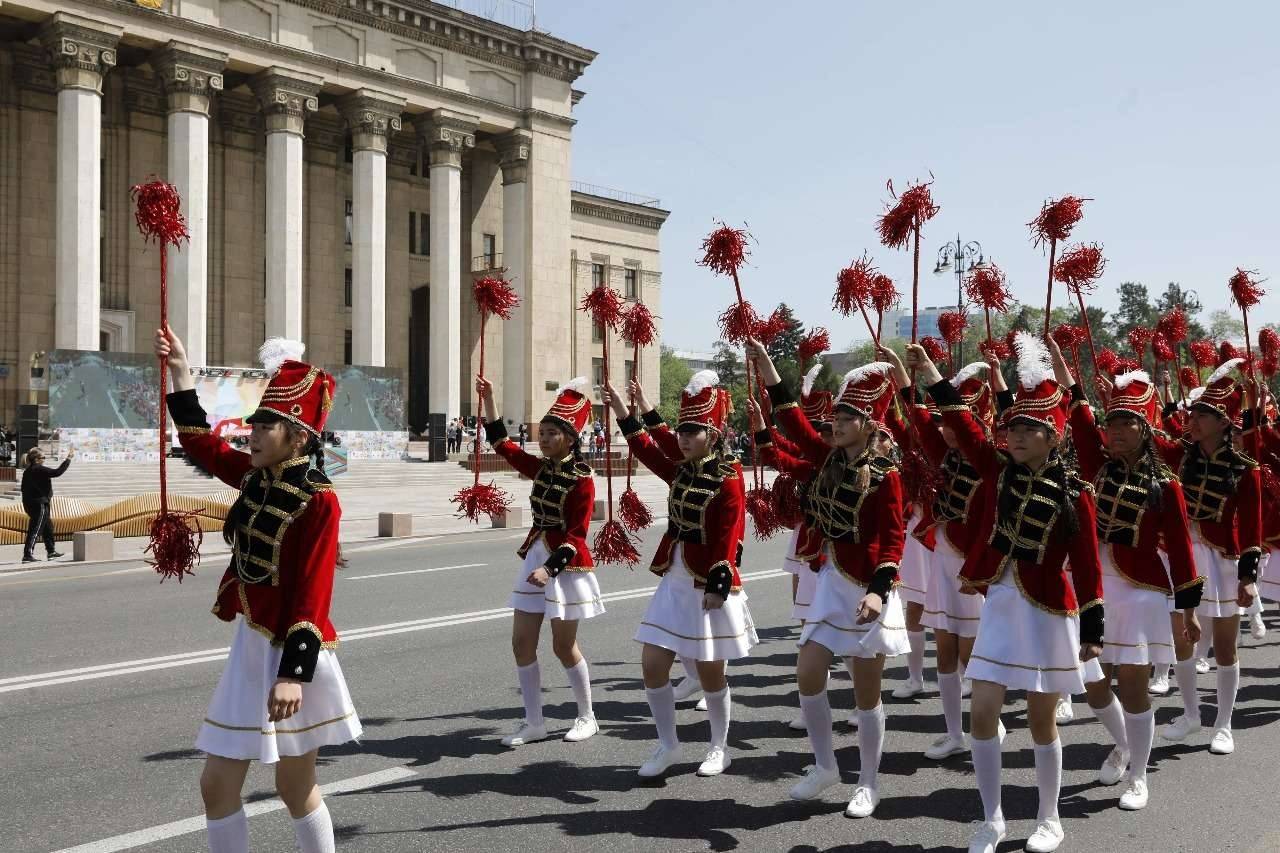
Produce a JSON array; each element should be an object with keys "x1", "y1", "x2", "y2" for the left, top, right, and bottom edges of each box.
[
  {"x1": 745, "y1": 338, "x2": 830, "y2": 463},
  {"x1": 908, "y1": 344, "x2": 999, "y2": 478},
  {"x1": 1067, "y1": 384, "x2": 1107, "y2": 482},
  {"x1": 606, "y1": 380, "x2": 676, "y2": 483},
  {"x1": 478, "y1": 376, "x2": 542, "y2": 479}
]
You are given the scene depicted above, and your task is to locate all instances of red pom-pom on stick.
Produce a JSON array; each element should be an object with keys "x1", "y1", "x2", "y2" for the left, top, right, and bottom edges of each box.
[
  {"x1": 1259, "y1": 328, "x2": 1280, "y2": 360},
  {"x1": 746, "y1": 486, "x2": 782, "y2": 541},
  {"x1": 877, "y1": 179, "x2": 939, "y2": 250},
  {"x1": 718, "y1": 300, "x2": 761, "y2": 345},
  {"x1": 1219, "y1": 341, "x2": 1242, "y2": 364},
  {"x1": 1029, "y1": 195, "x2": 1087, "y2": 247},
  {"x1": 1179, "y1": 366, "x2": 1201, "y2": 389},
  {"x1": 1053, "y1": 243, "x2": 1107, "y2": 295},
  {"x1": 754, "y1": 306, "x2": 791, "y2": 347},
  {"x1": 921, "y1": 336, "x2": 949, "y2": 367},
  {"x1": 1229, "y1": 268, "x2": 1266, "y2": 310},
  {"x1": 1052, "y1": 324, "x2": 1084, "y2": 352},
  {"x1": 965, "y1": 264, "x2": 1013, "y2": 313},
  {"x1": 1116, "y1": 357, "x2": 1141, "y2": 374},
  {"x1": 798, "y1": 327, "x2": 830, "y2": 367},
  {"x1": 593, "y1": 518, "x2": 641, "y2": 569},
  {"x1": 698, "y1": 222, "x2": 752, "y2": 279},
  {"x1": 618, "y1": 487, "x2": 653, "y2": 533},
  {"x1": 1262, "y1": 355, "x2": 1280, "y2": 378},
  {"x1": 131, "y1": 180, "x2": 190, "y2": 248},
  {"x1": 900, "y1": 446, "x2": 942, "y2": 509},
  {"x1": 580, "y1": 284, "x2": 626, "y2": 330},
  {"x1": 938, "y1": 311, "x2": 968, "y2": 346},
  {"x1": 1190, "y1": 340, "x2": 1218, "y2": 368},
  {"x1": 869, "y1": 274, "x2": 900, "y2": 314},
  {"x1": 473, "y1": 276, "x2": 520, "y2": 320},
  {"x1": 1152, "y1": 331, "x2": 1176, "y2": 363},
  {"x1": 451, "y1": 481, "x2": 513, "y2": 523},
  {"x1": 834, "y1": 255, "x2": 877, "y2": 317},
  {"x1": 979, "y1": 338, "x2": 1011, "y2": 361},
  {"x1": 1095, "y1": 347, "x2": 1121, "y2": 376},
  {"x1": 1158, "y1": 308, "x2": 1189, "y2": 344},
  {"x1": 620, "y1": 302, "x2": 658, "y2": 348},
  {"x1": 144, "y1": 510, "x2": 203, "y2": 583},
  {"x1": 770, "y1": 472, "x2": 804, "y2": 529},
  {"x1": 1127, "y1": 327, "x2": 1153, "y2": 358}
]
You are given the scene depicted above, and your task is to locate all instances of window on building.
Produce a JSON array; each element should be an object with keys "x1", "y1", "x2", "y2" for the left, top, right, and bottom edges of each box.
[
  {"x1": 591, "y1": 263, "x2": 606, "y2": 288},
  {"x1": 344, "y1": 268, "x2": 352, "y2": 308},
  {"x1": 344, "y1": 134, "x2": 353, "y2": 164},
  {"x1": 409, "y1": 212, "x2": 430, "y2": 256},
  {"x1": 592, "y1": 357, "x2": 604, "y2": 388},
  {"x1": 591, "y1": 320, "x2": 603, "y2": 344},
  {"x1": 624, "y1": 267, "x2": 638, "y2": 299},
  {"x1": 625, "y1": 359, "x2": 635, "y2": 385},
  {"x1": 344, "y1": 200, "x2": 352, "y2": 246},
  {"x1": 100, "y1": 157, "x2": 106, "y2": 286},
  {"x1": 482, "y1": 233, "x2": 496, "y2": 268},
  {"x1": 344, "y1": 330, "x2": 353, "y2": 365},
  {"x1": 409, "y1": 144, "x2": 419, "y2": 177}
]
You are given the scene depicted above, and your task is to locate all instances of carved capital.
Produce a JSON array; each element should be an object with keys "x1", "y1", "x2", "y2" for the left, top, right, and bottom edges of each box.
[
  {"x1": 337, "y1": 89, "x2": 406, "y2": 155},
  {"x1": 153, "y1": 42, "x2": 227, "y2": 117},
  {"x1": 39, "y1": 13, "x2": 122, "y2": 95},
  {"x1": 414, "y1": 108, "x2": 477, "y2": 170},
  {"x1": 251, "y1": 68, "x2": 323, "y2": 135},
  {"x1": 496, "y1": 129, "x2": 533, "y2": 184}
]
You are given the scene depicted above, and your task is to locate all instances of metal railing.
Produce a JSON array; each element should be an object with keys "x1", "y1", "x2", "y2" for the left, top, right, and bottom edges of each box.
[
  {"x1": 435, "y1": 0, "x2": 536, "y2": 31},
  {"x1": 570, "y1": 181, "x2": 662, "y2": 208},
  {"x1": 472, "y1": 252, "x2": 503, "y2": 272}
]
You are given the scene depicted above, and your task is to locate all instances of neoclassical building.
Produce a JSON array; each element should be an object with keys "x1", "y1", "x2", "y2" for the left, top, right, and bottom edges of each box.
[{"x1": 0, "y1": 0, "x2": 667, "y2": 432}]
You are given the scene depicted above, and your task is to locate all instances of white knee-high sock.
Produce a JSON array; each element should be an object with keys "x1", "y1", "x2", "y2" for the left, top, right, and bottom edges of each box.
[
  {"x1": 516, "y1": 662, "x2": 544, "y2": 727},
  {"x1": 1092, "y1": 694, "x2": 1128, "y2": 751},
  {"x1": 906, "y1": 630, "x2": 926, "y2": 683},
  {"x1": 1124, "y1": 708, "x2": 1155, "y2": 783},
  {"x1": 1155, "y1": 662, "x2": 1171, "y2": 681},
  {"x1": 856, "y1": 703, "x2": 886, "y2": 791},
  {"x1": 1214, "y1": 661, "x2": 1240, "y2": 731},
  {"x1": 971, "y1": 734, "x2": 1003, "y2": 824},
  {"x1": 646, "y1": 683, "x2": 679, "y2": 748},
  {"x1": 800, "y1": 690, "x2": 837, "y2": 771},
  {"x1": 292, "y1": 802, "x2": 335, "y2": 853},
  {"x1": 564, "y1": 658, "x2": 594, "y2": 719},
  {"x1": 1034, "y1": 738, "x2": 1063, "y2": 822},
  {"x1": 206, "y1": 809, "x2": 248, "y2": 853},
  {"x1": 938, "y1": 670, "x2": 964, "y2": 740},
  {"x1": 1195, "y1": 630, "x2": 1212, "y2": 660},
  {"x1": 1174, "y1": 658, "x2": 1200, "y2": 720},
  {"x1": 704, "y1": 686, "x2": 731, "y2": 748}
]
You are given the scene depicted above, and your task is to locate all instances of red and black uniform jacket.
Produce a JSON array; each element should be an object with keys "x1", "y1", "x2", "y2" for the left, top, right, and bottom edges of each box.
[
  {"x1": 902, "y1": 391, "x2": 993, "y2": 556},
  {"x1": 620, "y1": 413, "x2": 745, "y2": 596},
  {"x1": 168, "y1": 389, "x2": 339, "y2": 682},
  {"x1": 485, "y1": 420, "x2": 595, "y2": 575},
  {"x1": 926, "y1": 379, "x2": 1106, "y2": 643},
  {"x1": 1241, "y1": 416, "x2": 1280, "y2": 553},
  {"x1": 766, "y1": 381, "x2": 904, "y2": 599},
  {"x1": 755, "y1": 428, "x2": 821, "y2": 559},
  {"x1": 1152, "y1": 424, "x2": 1263, "y2": 582},
  {"x1": 1068, "y1": 386, "x2": 1203, "y2": 609}
]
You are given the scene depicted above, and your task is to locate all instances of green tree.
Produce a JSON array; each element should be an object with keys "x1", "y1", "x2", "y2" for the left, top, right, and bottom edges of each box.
[
  {"x1": 1110, "y1": 281, "x2": 1158, "y2": 345},
  {"x1": 710, "y1": 341, "x2": 743, "y2": 386},
  {"x1": 1154, "y1": 282, "x2": 1208, "y2": 341},
  {"x1": 1208, "y1": 309, "x2": 1244, "y2": 341},
  {"x1": 765, "y1": 303, "x2": 805, "y2": 364},
  {"x1": 657, "y1": 346, "x2": 692, "y2": 426}
]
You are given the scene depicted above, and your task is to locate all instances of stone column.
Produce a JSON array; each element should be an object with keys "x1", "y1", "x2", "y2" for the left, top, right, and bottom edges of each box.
[
  {"x1": 338, "y1": 90, "x2": 404, "y2": 367},
  {"x1": 415, "y1": 109, "x2": 476, "y2": 420},
  {"x1": 39, "y1": 14, "x2": 121, "y2": 351},
  {"x1": 154, "y1": 43, "x2": 226, "y2": 369},
  {"x1": 496, "y1": 129, "x2": 532, "y2": 425},
  {"x1": 251, "y1": 68, "x2": 321, "y2": 342}
]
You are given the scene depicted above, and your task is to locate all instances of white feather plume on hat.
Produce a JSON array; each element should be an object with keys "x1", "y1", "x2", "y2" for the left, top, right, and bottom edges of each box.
[
  {"x1": 802, "y1": 363, "x2": 823, "y2": 396},
  {"x1": 258, "y1": 338, "x2": 306, "y2": 376},
  {"x1": 685, "y1": 369, "x2": 720, "y2": 397},
  {"x1": 950, "y1": 361, "x2": 989, "y2": 388},
  {"x1": 1012, "y1": 332, "x2": 1053, "y2": 390},
  {"x1": 1204, "y1": 357, "x2": 1243, "y2": 387},
  {"x1": 1113, "y1": 369, "x2": 1150, "y2": 391},
  {"x1": 558, "y1": 376, "x2": 591, "y2": 396},
  {"x1": 837, "y1": 362, "x2": 892, "y2": 401}
]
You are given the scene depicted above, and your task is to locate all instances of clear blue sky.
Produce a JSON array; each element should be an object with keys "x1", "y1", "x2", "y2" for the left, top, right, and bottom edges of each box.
[{"x1": 534, "y1": 0, "x2": 1280, "y2": 354}]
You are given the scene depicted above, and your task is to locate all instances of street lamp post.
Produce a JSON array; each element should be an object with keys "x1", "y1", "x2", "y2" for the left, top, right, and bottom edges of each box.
[{"x1": 933, "y1": 235, "x2": 984, "y2": 365}]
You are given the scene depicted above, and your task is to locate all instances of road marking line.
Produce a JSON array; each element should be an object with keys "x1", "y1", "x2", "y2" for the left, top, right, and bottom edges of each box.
[
  {"x1": 1, "y1": 569, "x2": 789, "y2": 692},
  {"x1": 49, "y1": 766, "x2": 417, "y2": 853},
  {"x1": 346, "y1": 563, "x2": 486, "y2": 580}
]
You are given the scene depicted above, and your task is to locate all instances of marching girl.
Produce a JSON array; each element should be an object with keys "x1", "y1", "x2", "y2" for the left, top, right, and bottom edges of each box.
[
  {"x1": 1047, "y1": 338, "x2": 1202, "y2": 811},
  {"x1": 746, "y1": 338, "x2": 909, "y2": 820},
  {"x1": 155, "y1": 328, "x2": 360, "y2": 853},
  {"x1": 1240, "y1": 382, "x2": 1278, "y2": 629},
  {"x1": 477, "y1": 376, "x2": 603, "y2": 747},
  {"x1": 909, "y1": 334, "x2": 1105, "y2": 853},
  {"x1": 603, "y1": 371, "x2": 756, "y2": 779},
  {"x1": 878, "y1": 346, "x2": 1007, "y2": 761},
  {"x1": 1139, "y1": 359, "x2": 1262, "y2": 756}
]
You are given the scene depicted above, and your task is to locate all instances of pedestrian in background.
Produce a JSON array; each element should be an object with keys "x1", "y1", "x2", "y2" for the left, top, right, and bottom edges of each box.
[{"x1": 21, "y1": 445, "x2": 73, "y2": 563}]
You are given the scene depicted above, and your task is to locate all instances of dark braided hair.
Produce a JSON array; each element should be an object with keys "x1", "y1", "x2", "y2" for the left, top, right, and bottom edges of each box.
[{"x1": 1181, "y1": 423, "x2": 1242, "y2": 494}]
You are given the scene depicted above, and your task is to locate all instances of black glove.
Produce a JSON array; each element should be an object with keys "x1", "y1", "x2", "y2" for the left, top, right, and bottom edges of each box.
[
  {"x1": 1079, "y1": 604, "x2": 1105, "y2": 646},
  {"x1": 1173, "y1": 579, "x2": 1204, "y2": 611},
  {"x1": 705, "y1": 563, "x2": 733, "y2": 598},
  {"x1": 1238, "y1": 550, "x2": 1261, "y2": 584},
  {"x1": 866, "y1": 565, "x2": 897, "y2": 600},
  {"x1": 542, "y1": 545, "x2": 575, "y2": 578}
]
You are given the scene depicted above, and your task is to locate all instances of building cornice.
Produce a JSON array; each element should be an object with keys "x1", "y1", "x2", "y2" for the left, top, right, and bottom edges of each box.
[{"x1": 571, "y1": 193, "x2": 670, "y2": 231}]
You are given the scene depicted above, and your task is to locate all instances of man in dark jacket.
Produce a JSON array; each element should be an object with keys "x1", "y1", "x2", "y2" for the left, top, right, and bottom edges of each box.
[{"x1": 21, "y1": 445, "x2": 74, "y2": 562}]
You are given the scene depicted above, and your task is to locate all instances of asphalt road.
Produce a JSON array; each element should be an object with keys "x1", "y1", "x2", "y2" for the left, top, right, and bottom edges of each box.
[{"x1": 2, "y1": 525, "x2": 1279, "y2": 853}]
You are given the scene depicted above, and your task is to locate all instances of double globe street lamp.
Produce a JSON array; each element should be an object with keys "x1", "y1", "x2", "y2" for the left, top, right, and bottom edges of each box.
[{"x1": 933, "y1": 236, "x2": 986, "y2": 365}]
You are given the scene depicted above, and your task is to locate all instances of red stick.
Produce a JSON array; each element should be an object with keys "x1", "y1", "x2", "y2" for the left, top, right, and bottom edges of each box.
[
  {"x1": 627, "y1": 340, "x2": 639, "y2": 489},
  {"x1": 731, "y1": 269, "x2": 761, "y2": 489},
  {"x1": 1043, "y1": 238, "x2": 1057, "y2": 338},
  {"x1": 472, "y1": 314, "x2": 486, "y2": 489},
  {"x1": 1074, "y1": 291, "x2": 1101, "y2": 379},
  {"x1": 601, "y1": 321, "x2": 615, "y2": 516},
  {"x1": 1242, "y1": 309, "x2": 1261, "y2": 459},
  {"x1": 158, "y1": 245, "x2": 168, "y2": 514}
]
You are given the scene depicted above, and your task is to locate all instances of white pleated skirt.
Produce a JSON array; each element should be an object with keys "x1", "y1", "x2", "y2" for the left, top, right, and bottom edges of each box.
[
  {"x1": 897, "y1": 509, "x2": 929, "y2": 606},
  {"x1": 1191, "y1": 530, "x2": 1243, "y2": 618},
  {"x1": 1097, "y1": 549, "x2": 1175, "y2": 666},
  {"x1": 634, "y1": 549, "x2": 758, "y2": 661},
  {"x1": 509, "y1": 538, "x2": 605, "y2": 621},
  {"x1": 966, "y1": 565, "x2": 1097, "y2": 696},
  {"x1": 794, "y1": 563, "x2": 819, "y2": 621},
  {"x1": 922, "y1": 529, "x2": 984, "y2": 638},
  {"x1": 196, "y1": 618, "x2": 362, "y2": 764},
  {"x1": 782, "y1": 528, "x2": 806, "y2": 575},
  {"x1": 798, "y1": 554, "x2": 910, "y2": 659}
]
